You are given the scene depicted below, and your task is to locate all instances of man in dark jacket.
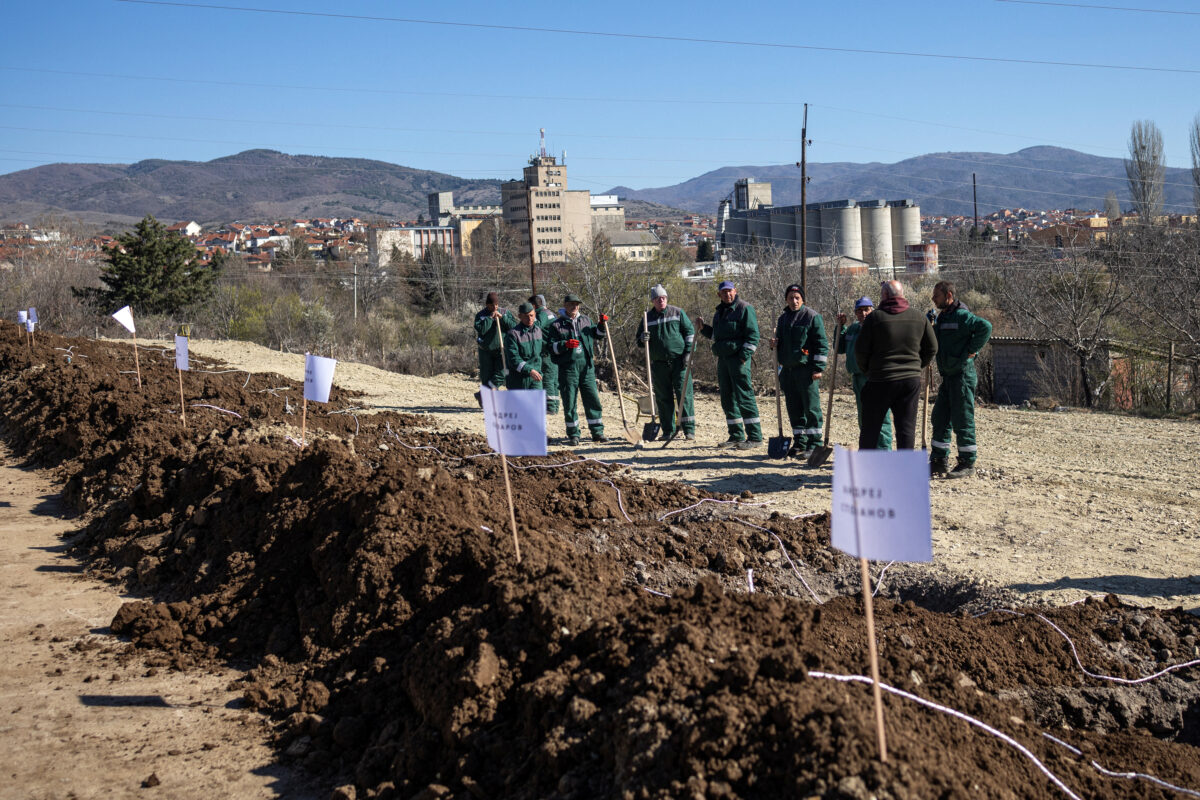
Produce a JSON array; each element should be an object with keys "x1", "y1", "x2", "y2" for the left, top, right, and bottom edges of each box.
[
  {"x1": 474, "y1": 292, "x2": 517, "y2": 391},
  {"x1": 696, "y1": 280, "x2": 762, "y2": 449},
  {"x1": 636, "y1": 284, "x2": 695, "y2": 441},
  {"x1": 530, "y1": 294, "x2": 559, "y2": 413},
  {"x1": 504, "y1": 302, "x2": 546, "y2": 390},
  {"x1": 547, "y1": 293, "x2": 608, "y2": 446},
  {"x1": 855, "y1": 280, "x2": 937, "y2": 450},
  {"x1": 929, "y1": 281, "x2": 993, "y2": 478},
  {"x1": 770, "y1": 284, "x2": 828, "y2": 458}
]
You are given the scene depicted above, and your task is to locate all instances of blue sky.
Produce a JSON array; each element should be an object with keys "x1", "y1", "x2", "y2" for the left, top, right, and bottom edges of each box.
[{"x1": 2, "y1": 0, "x2": 1198, "y2": 199}]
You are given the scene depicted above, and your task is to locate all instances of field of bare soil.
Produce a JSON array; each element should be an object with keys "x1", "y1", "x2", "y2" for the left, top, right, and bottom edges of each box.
[{"x1": 3, "y1": 325, "x2": 1199, "y2": 800}]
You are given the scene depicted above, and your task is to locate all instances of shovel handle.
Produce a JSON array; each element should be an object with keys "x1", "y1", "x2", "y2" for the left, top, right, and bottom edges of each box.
[
  {"x1": 643, "y1": 311, "x2": 656, "y2": 419},
  {"x1": 774, "y1": 367, "x2": 785, "y2": 439},
  {"x1": 821, "y1": 325, "x2": 840, "y2": 447}
]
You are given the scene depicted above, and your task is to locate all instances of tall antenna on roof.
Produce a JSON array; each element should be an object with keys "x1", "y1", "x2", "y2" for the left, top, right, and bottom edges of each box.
[{"x1": 539, "y1": 128, "x2": 546, "y2": 158}]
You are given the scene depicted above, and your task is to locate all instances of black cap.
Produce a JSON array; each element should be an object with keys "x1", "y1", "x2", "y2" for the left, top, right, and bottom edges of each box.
[{"x1": 785, "y1": 284, "x2": 803, "y2": 299}]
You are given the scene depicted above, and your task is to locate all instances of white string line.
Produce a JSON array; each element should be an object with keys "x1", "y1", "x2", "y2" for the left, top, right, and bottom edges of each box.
[
  {"x1": 1044, "y1": 731, "x2": 1200, "y2": 798},
  {"x1": 873, "y1": 561, "x2": 896, "y2": 597},
  {"x1": 732, "y1": 518, "x2": 824, "y2": 605},
  {"x1": 657, "y1": 498, "x2": 770, "y2": 522},
  {"x1": 747, "y1": 568, "x2": 755, "y2": 593},
  {"x1": 189, "y1": 403, "x2": 242, "y2": 418},
  {"x1": 978, "y1": 608, "x2": 1200, "y2": 685},
  {"x1": 642, "y1": 587, "x2": 671, "y2": 598},
  {"x1": 809, "y1": 671, "x2": 1084, "y2": 800},
  {"x1": 597, "y1": 479, "x2": 633, "y2": 523}
]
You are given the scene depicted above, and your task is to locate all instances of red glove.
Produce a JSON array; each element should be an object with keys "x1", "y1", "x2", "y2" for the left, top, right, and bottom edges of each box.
[
  {"x1": 599, "y1": 314, "x2": 609, "y2": 323},
  {"x1": 566, "y1": 338, "x2": 581, "y2": 349}
]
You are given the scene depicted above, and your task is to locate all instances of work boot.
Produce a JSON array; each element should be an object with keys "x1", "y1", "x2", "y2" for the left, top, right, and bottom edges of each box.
[
  {"x1": 566, "y1": 436, "x2": 581, "y2": 447},
  {"x1": 947, "y1": 461, "x2": 976, "y2": 479},
  {"x1": 684, "y1": 432, "x2": 695, "y2": 441},
  {"x1": 592, "y1": 434, "x2": 608, "y2": 443},
  {"x1": 717, "y1": 438, "x2": 741, "y2": 449},
  {"x1": 786, "y1": 444, "x2": 802, "y2": 458},
  {"x1": 930, "y1": 460, "x2": 949, "y2": 477},
  {"x1": 736, "y1": 440, "x2": 762, "y2": 451}
]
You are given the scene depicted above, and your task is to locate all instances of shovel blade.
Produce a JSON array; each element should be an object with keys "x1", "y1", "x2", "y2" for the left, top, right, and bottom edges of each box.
[
  {"x1": 621, "y1": 426, "x2": 641, "y2": 445},
  {"x1": 642, "y1": 422, "x2": 661, "y2": 442},
  {"x1": 767, "y1": 436, "x2": 792, "y2": 459},
  {"x1": 806, "y1": 444, "x2": 833, "y2": 468}
]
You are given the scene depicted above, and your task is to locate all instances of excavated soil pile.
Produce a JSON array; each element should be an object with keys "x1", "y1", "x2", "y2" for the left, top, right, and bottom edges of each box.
[{"x1": 3, "y1": 324, "x2": 1200, "y2": 800}]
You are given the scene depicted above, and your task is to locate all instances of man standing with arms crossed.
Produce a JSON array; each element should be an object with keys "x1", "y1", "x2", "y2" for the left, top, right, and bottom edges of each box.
[
  {"x1": 637, "y1": 284, "x2": 696, "y2": 441},
  {"x1": 855, "y1": 280, "x2": 937, "y2": 450},
  {"x1": 548, "y1": 293, "x2": 608, "y2": 446},
  {"x1": 929, "y1": 280, "x2": 993, "y2": 478},
  {"x1": 838, "y1": 296, "x2": 893, "y2": 449},
  {"x1": 769, "y1": 284, "x2": 827, "y2": 459},
  {"x1": 696, "y1": 280, "x2": 762, "y2": 450},
  {"x1": 504, "y1": 302, "x2": 546, "y2": 390}
]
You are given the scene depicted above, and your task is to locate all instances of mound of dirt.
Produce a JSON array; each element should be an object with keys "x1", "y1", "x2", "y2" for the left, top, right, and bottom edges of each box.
[{"x1": 3, "y1": 324, "x2": 1200, "y2": 800}]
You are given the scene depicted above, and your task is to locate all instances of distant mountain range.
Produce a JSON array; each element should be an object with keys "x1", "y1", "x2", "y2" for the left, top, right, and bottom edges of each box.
[{"x1": 0, "y1": 146, "x2": 1193, "y2": 229}]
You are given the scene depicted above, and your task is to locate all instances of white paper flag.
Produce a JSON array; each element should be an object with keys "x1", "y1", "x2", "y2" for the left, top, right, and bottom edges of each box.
[
  {"x1": 112, "y1": 305, "x2": 136, "y2": 334},
  {"x1": 831, "y1": 446, "x2": 932, "y2": 563},
  {"x1": 303, "y1": 353, "x2": 337, "y2": 403},
  {"x1": 174, "y1": 335, "x2": 189, "y2": 371},
  {"x1": 26, "y1": 320, "x2": 35, "y2": 333},
  {"x1": 17, "y1": 310, "x2": 27, "y2": 324},
  {"x1": 482, "y1": 386, "x2": 548, "y2": 457},
  {"x1": 28, "y1": 307, "x2": 38, "y2": 323}
]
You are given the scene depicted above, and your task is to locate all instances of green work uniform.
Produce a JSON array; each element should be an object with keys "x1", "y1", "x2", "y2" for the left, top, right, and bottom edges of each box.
[
  {"x1": 637, "y1": 305, "x2": 696, "y2": 437},
  {"x1": 474, "y1": 306, "x2": 518, "y2": 390},
  {"x1": 548, "y1": 312, "x2": 606, "y2": 440},
  {"x1": 534, "y1": 307, "x2": 560, "y2": 412},
  {"x1": 930, "y1": 302, "x2": 993, "y2": 467},
  {"x1": 700, "y1": 298, "x2": 762, "y2": 442},
  {"x1": 774, "y1": 305, "x2": 828, "y2": 451},
  {"x1": 839, "y1": 321, "x2": 893, "y2": 449},
  {"x1": 503, "y1": 322, "x2": 547, "y2": 391}
]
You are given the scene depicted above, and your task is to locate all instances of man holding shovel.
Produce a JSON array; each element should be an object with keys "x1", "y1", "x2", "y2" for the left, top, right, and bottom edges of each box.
[
  {"x1": 504, "y1": 302, "x2": 547, "y2": 390},
  {"x1": 696, "y1": 280, "x2": 762, "y2": 450},
  {"x1": 474, "y1": 291, "x2": 517, "y2": 395},
  {"x1": 636, "y1": 284, "x2": 696, "y2": 442},
  {"x1": 548, "y1": 293, "x2": 607, "y2": 446},
  {"x1": 769, "y1": 284, "x2": 828, "y2": 459}
]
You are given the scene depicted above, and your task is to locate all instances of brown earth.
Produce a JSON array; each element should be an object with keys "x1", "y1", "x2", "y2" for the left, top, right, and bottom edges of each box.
[{"x1": 3, "y1": 325, "x2": 1200, "y2": 800}]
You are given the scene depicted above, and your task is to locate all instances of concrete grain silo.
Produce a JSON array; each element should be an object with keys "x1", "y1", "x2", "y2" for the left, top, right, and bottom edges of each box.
[
  {"x1": 822, "y1": 201, "x2": 862, "y2": 261},
  {"x1": 888, "y1": 199, "x2": 921, "y2": 267},
  {"x1": 859, "y1": 200, "x2": 893, "y2": 269},
  {"x1": 804, "y1": 204, "x2": 823, "y2": 259}
]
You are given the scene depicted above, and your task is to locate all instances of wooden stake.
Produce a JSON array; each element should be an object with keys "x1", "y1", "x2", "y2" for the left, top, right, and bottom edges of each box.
[
  {"x1": 131, "y1": 333, "x2": 143, "y2": 389},
  {"x1": 177, "y1": 366, "x2": 187, "y2": 429},
  {"x1": 847, "y1": 451, "x2": 889, "y2": 762},
  {"x1": 920, "y1": 364, "x2": 931, "y2": 450},
  {"x1": 486, "y1": 389, "x2": 522, "y2": 564},
  {"x1": 300, "y1": 396, "x2": 308, "y2": 447}
]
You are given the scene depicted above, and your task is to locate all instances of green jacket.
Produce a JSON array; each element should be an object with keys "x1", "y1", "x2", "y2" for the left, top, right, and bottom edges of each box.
[
  {"x1": 933, "y1": 302, "x2": 993, "y2": 377},
  {"x1": 534, "y1": 306, "x2": 558, "y2": 336},
  {"x1": 504, "y1": 323, "x2": 546, "y2": 387},
  {"x1": 774, "y1": 305, "x2": 828, "y2": 369},
  {"x1": 838, "y1": 322, "x2": 865, "y2": 377},
  {"x1": 474, "y1": 307, "x2": 518, "y2": 352},
  {"x1": 637, "y1": 305, "x2": 695, "y2": 362},
  {"x1": 547, "y1": 312, "x2": 606, "y2": 368},
  {"x1": 700, "y1": 298, "x2": 759, "y2": 361}
]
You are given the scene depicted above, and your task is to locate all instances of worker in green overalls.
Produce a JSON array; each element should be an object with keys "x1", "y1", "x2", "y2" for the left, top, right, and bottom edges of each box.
[
  {"x1": 547, "y1": 293, "x2": 608, "y2": 446},
  {"x1": 696, "y1": 280, "x2": 762, "y2": 449},
  {"x1": 636, "y1": 284, "x2": 695, "y2": 441},
  {"x1": 473, "y1": 291, "x2": 517, "y2": 400},
  {"x1": 838, "y1": 296, "x2": 893, "y2": 450},
  {"x1": 504, "y1": 302, "x2": 546, "y2": 390},
  {"x1": 770, "y1": 283, "x2": 828, "y2": 458},
  {"x1": 930, "y1": 280, "x2": 993, "y2": 478},
  {"x1": 530, "y1": 294, "x2": 559, "y2": 412}
]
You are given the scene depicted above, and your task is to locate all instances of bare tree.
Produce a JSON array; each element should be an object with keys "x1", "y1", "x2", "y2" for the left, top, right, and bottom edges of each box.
[
  {"x1": 1104, "y1": 190, "x2": 1122, "y2": 221},
  {"x1": 1125, "y1": 120, "x2": 1165, "y2": 222}
]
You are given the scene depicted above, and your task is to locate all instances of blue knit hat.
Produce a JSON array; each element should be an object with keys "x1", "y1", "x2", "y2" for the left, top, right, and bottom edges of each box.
[{"x1": 854, "y1": 296, "x2": 875, "y2": 309}]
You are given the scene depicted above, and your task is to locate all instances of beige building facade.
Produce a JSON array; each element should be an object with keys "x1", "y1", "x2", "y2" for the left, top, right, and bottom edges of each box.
[{"x1": 501, "y1": 154, "x2": 594, "y2": 264}]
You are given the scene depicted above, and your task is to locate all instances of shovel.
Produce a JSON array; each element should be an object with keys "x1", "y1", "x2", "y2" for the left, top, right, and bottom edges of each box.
[
  {"x1": 921, "y1": 363, "x2": 931, "y2": 450},
  {"x1": 601, "y1": 314, "x2": 642, "y2": 445},
  {"x1": 807, "y1": 325, "x2": 841, "y2": 468},
  {"x1": 768, "y1": 367, "x2": 792, "y2": 459},
  {"x1": 660, "y1": 351, "x2": 693, "y2": 449},
  {"x1": 640, "y1": 311, "x2": 661, "y2": 441}
]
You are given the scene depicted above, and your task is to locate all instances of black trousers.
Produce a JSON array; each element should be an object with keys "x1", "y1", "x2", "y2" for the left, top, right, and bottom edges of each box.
[{"x1": 859, "y1": 377, "x2": 921, "y2": 450}]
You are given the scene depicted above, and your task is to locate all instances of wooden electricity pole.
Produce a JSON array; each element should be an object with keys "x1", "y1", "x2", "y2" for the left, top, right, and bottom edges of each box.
[{"x1": 798, "y1": 104, "x2": 810, "y2": 299}]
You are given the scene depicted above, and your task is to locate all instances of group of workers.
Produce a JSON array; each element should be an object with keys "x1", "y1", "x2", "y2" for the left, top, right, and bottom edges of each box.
[{"x1": 473, "y1": 277, "x2": 992, "y2": 475}]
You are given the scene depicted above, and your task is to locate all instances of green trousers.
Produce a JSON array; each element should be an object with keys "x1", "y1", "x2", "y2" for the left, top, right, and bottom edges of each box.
[
  {"x1": 651, "y1": 355, "x2": 695, "y2": 436},
  {"x1": 478, "y1": 348, "x2": 505, "y2": 390},
  {"x1": 931, "y1": 370, "x2": 977, "y2": 465},
  {"x1": 559, "y1": 360, "x2": 605, "y2": 438},
  {"x1": 852, "y1": 373, "x2": 893, "y2": 450},
  {"x1": 505, "y1": 372, "x2": 542, "y2": 391},
  {"x1": 541, "y1": 358, "x2": 560, "y2": 413},
  {"x1": 780, "y1": 365, "x2": 822, "y2": 449},
  {"x1": 717, "y1": 355, "x2": 761, "y2": 442}
]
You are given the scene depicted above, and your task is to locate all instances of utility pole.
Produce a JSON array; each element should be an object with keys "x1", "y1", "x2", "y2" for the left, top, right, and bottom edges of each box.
[
  {"x1": 972, "y1": 173, "x2": 979, "y2": 237},
  {"x1": 353, "y1": 260, "x2": 358, "y2": 321},
  {"x1": 797, "y1": 103, "x2": 810, "y2": 299}
]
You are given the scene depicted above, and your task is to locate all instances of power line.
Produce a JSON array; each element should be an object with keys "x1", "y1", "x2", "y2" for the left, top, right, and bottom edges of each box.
[
  {"x1": 115, "y1": 0, "x2": 1200, "y2": 75},
  {"x1": 995, "y1": 0, "x2": 1200, "y2": 15}
]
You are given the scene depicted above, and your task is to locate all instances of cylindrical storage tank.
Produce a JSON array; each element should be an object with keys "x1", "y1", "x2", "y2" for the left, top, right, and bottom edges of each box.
[
  {"x1": 905, "y1": 242, "x2": 939, "y2": 274},
  {"x1": 823, "y1": 202, "x2": 862, "y2": 261},
  {"x1": 804, "y1": 205, "x2": 822, "y2": 260},
  {"x1": 859, "y1": 200, "x2": 893, "y2": 270},
  {"x1": 769, "y1": 209, "x2": 797, "y2": 257},
  {"x1": 889, "y1": 200, "x2": 921, "y2": 267}
]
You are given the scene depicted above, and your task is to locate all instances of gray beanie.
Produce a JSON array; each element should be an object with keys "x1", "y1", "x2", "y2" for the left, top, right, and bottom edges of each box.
[{"x1": 650, "y1": 284, "x2": 668, "y2": 300}]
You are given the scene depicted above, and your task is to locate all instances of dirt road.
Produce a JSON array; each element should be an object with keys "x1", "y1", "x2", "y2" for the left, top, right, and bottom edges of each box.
[
  {"x1": 0, "y1": 442, "x2": 321, "y2": 800},
  {"x1": 181, "y1": 338, "x2": 1200, "y2": 613}
]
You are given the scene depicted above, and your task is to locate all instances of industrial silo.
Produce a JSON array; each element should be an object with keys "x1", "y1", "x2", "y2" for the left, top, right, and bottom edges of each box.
[
  {"x1": 905, "y1": 242, "x2": 939, "y2": 274},
  {"x1": 859, "y1": 200, "x2": 893, "y2": 270},
  {"x1": 888, "y1": 199, "x2": 921, "y2": 267},
  {"x1": 804, "y1": 204, "x2": 822, "y2": 259},
  {"x1": 822, "y1": 201, "x2": 862, "y2": 261}
]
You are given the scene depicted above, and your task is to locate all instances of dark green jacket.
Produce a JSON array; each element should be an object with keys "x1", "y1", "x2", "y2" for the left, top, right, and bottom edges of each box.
[
  {"x1": 838, "y1": 322, "x2": 866, "y2": 377},
  {"x1": 700, "y1": 298, "x2": 759, "y2": 361},
  {"x1": 474, "y1": 307, "x2": 518, "y2": 352},
  {"x1": 775, "y1": 306, "x2": 828, "y2": 369},
  {"x1": 933, "y1": 301, "x2": 992, "y2": 377},
  {"x1": 547, "y1": 312, "x2": 606, "y2": 368},
  {"x1": 855, "y1": 300, "x2": 937, "y2": 382},
  {"x1": 534, "y1": 306, "x2": 558, "y2": 336},
  {"x1": 504, "y1": 323, "x2": 546, "y2": 386},
  {"x1": 637, "y1": 305, "x2": 695, "y2": 362}
]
